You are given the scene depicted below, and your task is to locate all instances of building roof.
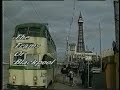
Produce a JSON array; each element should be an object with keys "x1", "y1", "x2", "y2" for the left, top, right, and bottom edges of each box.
[{"x1": 69, "y1": 43, "x2": 76, "y2": 46}]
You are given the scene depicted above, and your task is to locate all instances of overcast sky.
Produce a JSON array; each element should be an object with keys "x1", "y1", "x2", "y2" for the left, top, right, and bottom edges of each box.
[{"x1": 3, "y1": 0, "x2": 115, "y2": 62}]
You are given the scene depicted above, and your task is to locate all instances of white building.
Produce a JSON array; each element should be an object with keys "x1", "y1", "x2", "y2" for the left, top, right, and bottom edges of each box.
[{"x1": 68, "y1": 43, "x2": 97, "y2": 64}]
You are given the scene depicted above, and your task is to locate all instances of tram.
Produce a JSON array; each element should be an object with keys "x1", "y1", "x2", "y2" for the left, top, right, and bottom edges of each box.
[{"x1": 7, "y1": 23, "x2": 57, "y2": 89}]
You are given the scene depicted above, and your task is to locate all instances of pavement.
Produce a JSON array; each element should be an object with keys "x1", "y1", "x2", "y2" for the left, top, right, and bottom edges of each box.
[
  {"x1": 55, "y1": 69, "x2": 105, "y2": 90},
  {"x1": 53, "y1": 82, "x2": 92, "y2": 90},
  {"x1": 55, "y1": 72, "x2": 93, "y2": 90},
  {"x1": 92, "y1": 73, "x2": 106, "y2": 90}
]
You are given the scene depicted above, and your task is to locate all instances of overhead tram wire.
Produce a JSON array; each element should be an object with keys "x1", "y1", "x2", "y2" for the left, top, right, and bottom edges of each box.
[
  {"x1": 66, "y1": 0, "x2": 76, "y2": 63},
  {"x1": 30, "y1": 2, "x2": 41, "y2": 22},
  {"x1": 67, "y1": 0, "x2": 76, "y2": 51},
  {"x1": 67, "y1": 0, "x2": 76, "y2": 42},
  {"x1": 3, "y1": 7, "x2": 18, "y2": 26},
  {"x1": 30, "y1": 2, "x2": 49, "y2": 26},
  {"x1": 3, "y1": 2, "x2": 26, "y2": 26},
  {"x1": 3, "y1": 12, "x2": 17, "y2": 27},
  {"x1": 4, "y1": 2, "x2": 41, "y2": 25}
]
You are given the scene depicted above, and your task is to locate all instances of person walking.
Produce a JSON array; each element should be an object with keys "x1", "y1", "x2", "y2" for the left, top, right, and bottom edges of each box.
[
  {"x1": 68, "y1": 68, "x2": 75, "y2": 86},
  {"x1": 89, "y1": 70, "x2": 93, "y2": 88},
  {"x1": 89, "y1": 63, "x2": 93, "y2": 88},
  {"x1": 85, "y1": 64, "x2": 88, "y2": 88},
  {"x1": 112, "y1": 41, "x2": 119, "y2": 54},
  {"x1": 66, "y1": 64, "x2": 71, "y2": 83},
  {"x1": 81, "y1": 69, "x2": 85, "y2": 87},
  {"x1": 66, "y1": 64, "x2": 71, "y2": 75},
  {"x1": 61, "y1": 65, "x2": 67, "y2": 83}
]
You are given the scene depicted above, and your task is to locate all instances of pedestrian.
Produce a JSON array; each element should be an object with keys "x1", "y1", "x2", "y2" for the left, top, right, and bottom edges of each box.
[
  {"x1": 61, "y1": 65, "x2": 67, "y2": 83},
  {"x1": 84, "y1": 64, "x2": 88, "y2": 88},
  {"x1": 66, "y1": 64, "x2": 71, "y2": 83},
  {"x1": 89, "y1": 70, "x2": 93, "y2": 88},
  {"x1": 112, "y1": 41, "x2": 119, "y2": 54},
  {"x1": 89, "y1": 63, "x2": 93, "y2": 88},
  {"x1": 66, "y1": 64, "x2": 71, "y2": 75},
  {"x1": 81, "y1": 69, "x2": 85, "y2": 87},
  {"x1": 74, "y1": 67, "x2": 78, "y2": 76},
  {"x1": 68, "y1": 68, "x2": 74, "y2": 86}
]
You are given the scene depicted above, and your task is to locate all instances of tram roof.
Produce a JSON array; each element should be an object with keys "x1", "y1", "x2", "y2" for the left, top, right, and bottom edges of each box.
[
  {"x1": 15, "y1": 23, "x2": 48, "y2": 29},
  {"x1": 14, "y1": 23, "x2": 56, "y2": 50}
]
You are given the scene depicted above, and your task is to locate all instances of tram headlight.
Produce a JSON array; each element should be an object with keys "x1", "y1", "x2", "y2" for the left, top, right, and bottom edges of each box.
[
  {"x1": 33, "y1": 76, "x2": 37, "y2": 81},
  {"x1": 12, "y1": 75, "x2": 16, "y2": 80}
]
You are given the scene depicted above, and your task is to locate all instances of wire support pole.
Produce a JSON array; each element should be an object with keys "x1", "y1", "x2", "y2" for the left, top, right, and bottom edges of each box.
[{"x1": 99, "y1": 22, "x2": 102, "y2": 71}]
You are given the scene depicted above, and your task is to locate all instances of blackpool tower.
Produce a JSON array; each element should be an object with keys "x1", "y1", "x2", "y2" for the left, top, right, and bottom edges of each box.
[{"x1": 76, "y1": 12, "x2": 85, "y2": 52}]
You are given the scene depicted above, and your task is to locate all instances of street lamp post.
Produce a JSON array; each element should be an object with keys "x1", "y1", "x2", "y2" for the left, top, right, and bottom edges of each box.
[
  {"x1": 88, "y1": 60, "x2": 90, "y2": 87},
  {"x1": 66, "y1": 36, "x2": 69, "y2": 65},
  {"x1": 86, "y1": 55, "x2": 92, "y2": 88},
  {"x1": 99, "y1": 22, "x2": 102, "y2": 71}
]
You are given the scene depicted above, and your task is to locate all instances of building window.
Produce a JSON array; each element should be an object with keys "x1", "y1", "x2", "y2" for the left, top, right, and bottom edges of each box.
[{"x1": 70, "y1": 46, "x2": 75, "y2": 51}]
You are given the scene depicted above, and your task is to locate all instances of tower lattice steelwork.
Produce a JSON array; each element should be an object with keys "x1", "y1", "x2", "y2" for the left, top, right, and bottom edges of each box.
[{"x1": 77, "y1": 12, "x2": 85, "y2": 52}]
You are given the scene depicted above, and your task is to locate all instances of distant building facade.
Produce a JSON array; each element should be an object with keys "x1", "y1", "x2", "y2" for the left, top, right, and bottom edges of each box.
[{"x1": 68, "y1": 43, "x2": 96, "y2": 63}]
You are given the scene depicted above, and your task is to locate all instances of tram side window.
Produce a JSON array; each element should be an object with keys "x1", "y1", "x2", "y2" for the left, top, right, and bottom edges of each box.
[
  {"x1": 29, "y1": 27, "x2": 41, "y2": 37},
  {"x1": 48, "y1": 34, "x2": 51, "y2": 41},
  {"x1": 49, "y1": 57, "x2": 55, "y2": 69},
  {"x1": 54, "y1": 60, "x2": 57, "y2": 67},
  {"x1": 41, "y1": 64, "x2": 47, "y2": 69},
  {"x1": 44, "y1": 26, "x2": 48, "y2": 37},
  {"x1": 13, "y1": 54, "x2": 24, "y2": 64},
  {"x1": 48, "y1": 57, "x2": 52, "y2": 69},
  {"x1": 17, "y1": 28, "x2": 28, "y2": 35},
  {"x1": 41, "y1": 56, "x2": 47, "y2": 69},
  {"x1": 26, "y1": 54, "x2": 38, "y2": 61},
  {"x1": 45, "y1": 30, "x2": 47, "y2": 38},
  {"x1": 26, "y1": 54, "x2": 39, "y2": 68},
  {"x1": 41, "y1": 26, "x2": 47, "y2": 38}
]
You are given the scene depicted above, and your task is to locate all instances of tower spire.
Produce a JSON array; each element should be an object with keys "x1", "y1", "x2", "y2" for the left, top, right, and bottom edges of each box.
[
  {"x1": 79, "y1": 11, "x2": 82, "y2": 18},
  {"x1": 78, "y1": 11, "x2": 83, "y2": 23}
]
